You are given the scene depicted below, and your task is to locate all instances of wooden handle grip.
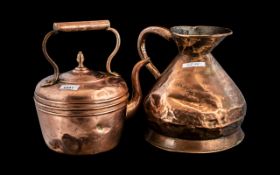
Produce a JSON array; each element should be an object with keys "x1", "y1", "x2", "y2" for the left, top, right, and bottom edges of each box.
[{"x1": 53, "y1": 20, "x2": 110, "y2": 32}]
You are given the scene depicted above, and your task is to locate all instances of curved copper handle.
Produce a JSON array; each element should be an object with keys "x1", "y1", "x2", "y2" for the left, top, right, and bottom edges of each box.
[
  {"x1": 137, "y1": 26, "x2": 173, "y2": 79},
  {"x1": 42, "y1": 20, "x2": 120, "y2": 86}
]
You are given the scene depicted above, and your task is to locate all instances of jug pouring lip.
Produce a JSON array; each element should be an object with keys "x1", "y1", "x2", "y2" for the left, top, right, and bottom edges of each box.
[{"x1": 170, "y1": 25, "x2": 232, "y2": 37}]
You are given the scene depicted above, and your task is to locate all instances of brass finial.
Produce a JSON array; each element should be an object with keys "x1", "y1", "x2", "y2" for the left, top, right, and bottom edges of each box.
[{"x1": 77, "y1": 51, "x2": 85, "y2": 68}]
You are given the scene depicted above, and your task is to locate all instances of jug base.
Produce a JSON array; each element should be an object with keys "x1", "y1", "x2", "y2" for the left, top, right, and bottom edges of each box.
[{"x1": 145, "y1": 128, "x2": 244, "y2": 153}]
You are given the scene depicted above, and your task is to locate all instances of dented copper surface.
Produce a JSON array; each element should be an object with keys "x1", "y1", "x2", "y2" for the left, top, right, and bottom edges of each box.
[
  {"x1": 34, "y1": 20, "x2": 148, "y2": 155},
  {"x1": 138, "y1": 25, "x2": 246, "y2": 153}
]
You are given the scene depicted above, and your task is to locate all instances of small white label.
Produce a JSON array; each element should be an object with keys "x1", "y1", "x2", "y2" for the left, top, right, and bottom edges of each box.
[
  {"x1": 182, "y1": 62, "x2": 206, "y2": 68},
  {"x1": 60, "y1": 85, "x2": 80, "y2": 91}
]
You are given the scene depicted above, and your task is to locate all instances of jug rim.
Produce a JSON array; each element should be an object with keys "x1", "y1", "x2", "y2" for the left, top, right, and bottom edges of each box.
[{"x1": 170, "y1": 25, "x2": 232, "y2": 37}]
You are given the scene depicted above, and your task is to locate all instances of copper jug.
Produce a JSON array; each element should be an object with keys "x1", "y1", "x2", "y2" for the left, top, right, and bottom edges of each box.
[
  {"x1": 34, "y1": 20, "x2": 148, "y2": 155},
  {"x1": 138, "y1": 25, "x2": 247, "y2": 153}
]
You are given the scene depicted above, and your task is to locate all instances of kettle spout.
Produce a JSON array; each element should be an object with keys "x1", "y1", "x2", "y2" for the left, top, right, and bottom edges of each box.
[{"x1": 126, "y1": 59, "x2": 150, "y2": 119}]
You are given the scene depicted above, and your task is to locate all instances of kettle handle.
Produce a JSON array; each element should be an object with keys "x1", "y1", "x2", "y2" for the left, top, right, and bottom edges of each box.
[
  {"x1": 137, "y1": 26, "x2": 173, "y2": 79},
  {"x1": 41, "y1": 20, "x2": 121, "y2": 86}
]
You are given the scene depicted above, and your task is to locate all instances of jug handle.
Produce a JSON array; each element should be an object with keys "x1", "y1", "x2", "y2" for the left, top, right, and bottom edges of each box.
[
  {"x1": 41, "y1": 20, "x2": 121, "y2": 86},
  {"x1": 137, "y1": 26, "x2": 172, "y2": 79}
]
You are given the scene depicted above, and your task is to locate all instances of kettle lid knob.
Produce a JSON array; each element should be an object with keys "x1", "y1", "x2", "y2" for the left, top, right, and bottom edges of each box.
[
  {"x1": 74, "y1": 51, "x2": 89, "y2": 73},
  {"x1": 77, "y1": 51, "x2": 85, "y2": 68}
]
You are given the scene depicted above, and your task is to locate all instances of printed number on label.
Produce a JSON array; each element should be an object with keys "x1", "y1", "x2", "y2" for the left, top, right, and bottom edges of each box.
[
  {"x1": 182, "y1": 62, "x2": 206, "y2": 68},
  {"x1": 60, "y1": 85, "x2": 80, "y2": 90}
]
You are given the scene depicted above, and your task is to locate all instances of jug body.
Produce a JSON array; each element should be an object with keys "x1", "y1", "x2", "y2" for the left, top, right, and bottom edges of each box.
[{"x1": 138, "y1": 26, "x2": 246, "y2": 153}]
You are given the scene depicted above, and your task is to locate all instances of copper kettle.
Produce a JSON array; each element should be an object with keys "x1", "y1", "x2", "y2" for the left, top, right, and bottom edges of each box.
[
  {"x1": 137, "y1": 25, "x2": 247, "y2": 153},
  {"x1": 34, "y1": 20, "x2": 148, "y2": 155}
]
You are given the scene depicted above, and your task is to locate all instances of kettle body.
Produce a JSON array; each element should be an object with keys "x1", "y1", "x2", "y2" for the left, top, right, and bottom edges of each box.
[{"x1": 34, "y1": 20, "x2": 148, "y2": 155}]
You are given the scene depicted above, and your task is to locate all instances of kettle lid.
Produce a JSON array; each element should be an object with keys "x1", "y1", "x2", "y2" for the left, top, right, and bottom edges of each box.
[{"x1": 34, "y1": 52, "x2": 128, "y2": 106}]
